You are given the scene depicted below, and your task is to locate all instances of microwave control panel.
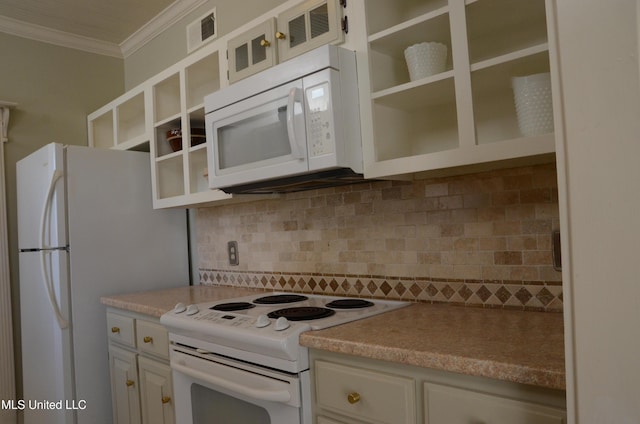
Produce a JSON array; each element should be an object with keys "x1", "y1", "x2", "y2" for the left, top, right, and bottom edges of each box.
[{"x1": 306, "y1": 82, "x2": 335, "y2": 157}]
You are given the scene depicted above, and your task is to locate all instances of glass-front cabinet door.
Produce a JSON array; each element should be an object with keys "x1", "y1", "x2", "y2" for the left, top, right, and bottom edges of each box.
[
  {"x1": 228, "y1": 18, "x2": 277, "y2": 83},
  {"x1": 276, "y1": 0, "x2": 344, "y2": 62}
]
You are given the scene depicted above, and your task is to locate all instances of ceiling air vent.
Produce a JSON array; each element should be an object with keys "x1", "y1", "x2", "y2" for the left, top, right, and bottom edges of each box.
[{"x1": 187, "y1": 8, "x2": 217, "y2": 53}]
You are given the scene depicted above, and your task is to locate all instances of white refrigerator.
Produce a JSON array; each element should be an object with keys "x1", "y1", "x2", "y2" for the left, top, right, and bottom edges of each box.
[{"x1": 16, "y1": 143, "x2": 190, "y2": 424}]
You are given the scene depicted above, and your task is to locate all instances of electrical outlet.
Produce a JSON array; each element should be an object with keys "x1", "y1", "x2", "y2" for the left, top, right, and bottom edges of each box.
[{"x1": 227, "y1": 241, "x2": 239, "y2": 266}]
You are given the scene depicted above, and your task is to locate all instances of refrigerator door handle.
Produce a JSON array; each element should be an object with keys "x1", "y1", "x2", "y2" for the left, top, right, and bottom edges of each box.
[{"x1": 39, "y1": 169, "x2": 69, "y2": 329}]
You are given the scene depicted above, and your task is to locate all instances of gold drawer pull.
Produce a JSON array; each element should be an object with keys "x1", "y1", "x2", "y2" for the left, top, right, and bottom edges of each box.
[
  {"x1": 347, "y1": 392, "x2": 360, "y2": 404},
  {"x1": 125, "y1": 379, "x2": 135, "y2": 387},
  {"x1": 143, "y1": 336, "x2": 153, "y2": 344},
  {"x1": 161, "y1": 396, "x2": 171, "y2": 404},
  {"x1": 275, "y1": 31, "x2": 286, "y2": 40},
  {"x1": 111, "y1": 327, "x2": 120, "y2": 333},
  {"x1": 260, "y1": 39, "x2": 271, "y2": 47}
]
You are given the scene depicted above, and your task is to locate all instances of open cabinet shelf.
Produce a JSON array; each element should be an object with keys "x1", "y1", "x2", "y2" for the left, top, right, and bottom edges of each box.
[
  {"x1": 149, "y1": 47, "x2": 231, "y2": 208},
  {"x1": 88, "y1": 89, "x2": 148, "y2": 150},
  {"x1": 88, "y1": 44, "x2": 232, "y2": 208},
  {"x1": 368, "y1": 7, "x2": 452, "y2": 93},
  {"x1": 465, "y1": 0, "x2": 548, "y2": 65},
  {"x1": 185, "y1": 52, "x2": 220, "y2": 110},
  {"x1": 358, "y1": 0, "x2": 557, "y2": 179}
]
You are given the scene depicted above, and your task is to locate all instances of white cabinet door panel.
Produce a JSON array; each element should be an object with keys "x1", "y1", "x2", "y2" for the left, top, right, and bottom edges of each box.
[
  {"x1": 138, "y1": 356, "x2": 174, "y2": 424},
  {"x1": 109, "y1": 346, "x2": 141, "y2": 424},
  {"x1": 424, "y1": 382, "x2": 566, "y2": 424}
]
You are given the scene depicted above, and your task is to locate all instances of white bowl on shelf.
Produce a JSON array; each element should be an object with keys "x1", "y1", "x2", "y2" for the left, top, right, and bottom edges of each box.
[
  {"x1": 404, "y1": 42, "x2": 448, "y2": 81},
  {"x1": 511, "y1": 72, "x2": 554, "y2": 137}
]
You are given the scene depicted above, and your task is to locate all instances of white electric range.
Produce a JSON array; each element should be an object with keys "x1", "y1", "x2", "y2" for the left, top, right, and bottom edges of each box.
[{"x1": 160, "y1": 292, "x2": 409, "y2": 424}]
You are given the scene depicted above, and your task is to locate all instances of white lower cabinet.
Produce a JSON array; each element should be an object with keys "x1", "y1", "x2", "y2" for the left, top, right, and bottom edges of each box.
[
  {"x1": 138, "y1": 357, "x2": 174, "y2": 424},
  {"x1": 311, "y1": 350, "x2": 566, "y2": 424},
  {"x1": 424, "y1": 383, "x2": 565, "y2": 424},
  {"x1": 315, "y1": 360, "x2": 415, "y2": 424},
  {"x1": 109, "y1": 346, "x2": 140, "y2": 424},
  {"x1": 107, "y1": 310, "x2": 174, "y2": 424}
]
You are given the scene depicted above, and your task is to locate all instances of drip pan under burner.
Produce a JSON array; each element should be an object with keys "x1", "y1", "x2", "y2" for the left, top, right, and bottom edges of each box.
[
  {"x1": 210, "y1": 302, "x2": 256, "y2": 312},
  {"x1": 253, "y1": 294, "x2": 308, "y2": 305},
  {"x1": 267, "y1": 307, "x2": 335, "y2": 321},
  {"x1": 325, "y1": 299, "x2": 375, "y2": 309}
]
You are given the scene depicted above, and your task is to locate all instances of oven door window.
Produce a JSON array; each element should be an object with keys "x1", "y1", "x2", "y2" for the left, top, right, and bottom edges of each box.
[{"x1": 192, "y1": 383, "x2": 271, "y2": 424}]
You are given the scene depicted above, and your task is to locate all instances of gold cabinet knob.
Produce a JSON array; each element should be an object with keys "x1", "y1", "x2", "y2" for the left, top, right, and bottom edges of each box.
[
  {"x1": 161, "y1": 396, "x2": 171, "y2": 404},
  {"x1": 275, "y1": 31, "x2": 286, "y2": 40},
  {"x1": 347, "y1": 392, "x2": 361, "y2": 404},
  {"x1": 143, "y1": 336, "x2": 153, "y2": 343},
  {"x1": 125, "y1": 379, "x2": 135, "y2": 387},
  {"x1": 111, "y1": 327, "x2": 120, "y2": 333},
  {"x1": 260, "y1": 39, "x2": 271, "y2": 47}
]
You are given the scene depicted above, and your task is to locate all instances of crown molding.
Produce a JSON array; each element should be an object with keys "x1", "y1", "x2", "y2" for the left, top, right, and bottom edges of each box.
[
  {"x1": 0, "y1": 0, "x2": 208, "y2": 59},
  {"x1": 0, "y1": 15, "x2": 122, "y2": 58},
  {"x1": 120, "y1": 0, "x2": 208, "y2": 58}
]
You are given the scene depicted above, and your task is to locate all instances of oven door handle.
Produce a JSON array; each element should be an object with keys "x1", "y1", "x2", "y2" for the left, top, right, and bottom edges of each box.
[{"x1": 172, "y1": 362, "x2": 292, "y2": 403}]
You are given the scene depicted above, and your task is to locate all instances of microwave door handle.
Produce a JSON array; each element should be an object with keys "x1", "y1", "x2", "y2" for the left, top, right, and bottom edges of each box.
[{"x1": 286, "y1": 87, "x2": 305, "y2": 159}]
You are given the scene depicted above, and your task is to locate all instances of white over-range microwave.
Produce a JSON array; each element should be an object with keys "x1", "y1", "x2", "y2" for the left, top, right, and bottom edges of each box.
[{"x1": 204, "y1": 45, "x2": 363, "y2": 194}]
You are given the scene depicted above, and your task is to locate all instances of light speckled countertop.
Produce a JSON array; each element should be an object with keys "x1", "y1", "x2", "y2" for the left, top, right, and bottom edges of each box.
[
  {"x1": 100, "y1": 286, "x2": 565, "y2": 390},
  {"x1": 100, "y1": 285, "x2": 264, "y2": 318},
  {"x1": 300, "y1": 303, "x2": 565, "y2": 390}
]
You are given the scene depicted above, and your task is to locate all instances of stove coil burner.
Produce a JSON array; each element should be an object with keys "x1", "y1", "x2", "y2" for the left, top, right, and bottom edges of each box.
[
  {"x1": 325, "y1": 299, "x2": 375, "y2": 309},
  {"x1": 267, "y1": 307, "x2": 336, "y2": 321},
  {"x1": 253, "y1": 294, "x2": 309, "y2": 305},
  {"x1": 210, "y1": 302, "x2": 256, "y2": 312}
]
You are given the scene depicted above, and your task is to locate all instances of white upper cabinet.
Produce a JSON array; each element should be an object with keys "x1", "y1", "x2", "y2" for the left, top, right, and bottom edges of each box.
[
  {"x1": 227, "y1": 0, "x2": 346, "y2": 83},
  {"x1": 89, "y1": 89, "x2": 147, "y2": 151},
  {"x1": 150, "y1": 49, "x2": 233, "y2": 208},
  {"x1": 88, "y1": 46, "x2": 233, "y2": 209},
  {"x1": 276, "y1": 0, "x2": 344, "y2": 62},
  {"x1": 88, "y1": 0, "x2": 558, "y2": 207},
  {"x1": 227, "y1": 19, "x2": 278, "y2": 84},
  {"x1": 88, "y1": 0, "x2": 351, "y2": 209},
  {"x1": 354, "y1": 0, "x2": 558, "y2": 179}
]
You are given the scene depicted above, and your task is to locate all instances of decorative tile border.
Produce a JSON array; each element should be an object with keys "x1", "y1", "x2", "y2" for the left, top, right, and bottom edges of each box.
[{"x1": 199, "y1": 269, "x2": 563, "y2": 312}]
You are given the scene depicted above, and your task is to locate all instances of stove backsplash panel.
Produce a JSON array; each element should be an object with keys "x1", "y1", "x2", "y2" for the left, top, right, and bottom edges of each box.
[{"x1": 197, "y1": 164, "x2": 562, "y2": 312}]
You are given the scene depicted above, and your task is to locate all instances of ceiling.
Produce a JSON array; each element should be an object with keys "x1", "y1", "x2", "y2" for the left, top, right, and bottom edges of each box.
[{"x1": 0, "y1": 0, "x2": 206, "y2": 57}]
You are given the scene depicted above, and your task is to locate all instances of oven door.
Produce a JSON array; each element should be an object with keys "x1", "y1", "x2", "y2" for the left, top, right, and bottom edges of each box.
[
  {"x1": 170, "y1": 344, "x2": 310, "y2": 424},
  {"x1": 206, "y1": 79, "x2": 308, "y2": 190}
]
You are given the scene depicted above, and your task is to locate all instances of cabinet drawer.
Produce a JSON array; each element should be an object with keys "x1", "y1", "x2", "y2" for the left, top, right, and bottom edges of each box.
[
  {"x1": 136, "y1": 320, "x2": 169, "y2": 359},
  {"x1": 315, "y1": 360, "x2": 415, "y2": 424},
  {"x1": 424, "y1": 382, "x2": 566, "y2": 424},
  {"x1": 107, "y1": 312, "x2": 136, "y2": 348}
]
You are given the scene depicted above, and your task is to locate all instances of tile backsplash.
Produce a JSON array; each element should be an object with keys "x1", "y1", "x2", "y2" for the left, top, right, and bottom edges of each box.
[{"x1": 197, "y1": 164, "x2": 562, "y2": 311}]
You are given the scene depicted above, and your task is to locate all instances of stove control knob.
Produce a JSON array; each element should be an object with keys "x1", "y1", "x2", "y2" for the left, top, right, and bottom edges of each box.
[
  {"x1": 173, "y1": 303, "x2": 187, "y2": 314},
  {"x1": 255, "y1": 314, "x2": 271, "y2": 328},
  {"x1": 185, "y1": 304, "x2": 199, "y2": 316},
  {"x1": 274, "y1": 317, "x2": 290, "y2": 331}
]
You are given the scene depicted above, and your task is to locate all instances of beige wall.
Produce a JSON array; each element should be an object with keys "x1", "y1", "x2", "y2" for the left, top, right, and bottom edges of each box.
[
  {"x1": 123, "y1": 0, "x2": 287, "y2": 89},
  {"x1": 0, "y1": 31, "x2": 123, "y2": 399}
]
